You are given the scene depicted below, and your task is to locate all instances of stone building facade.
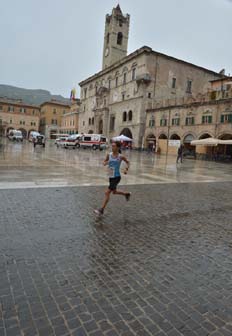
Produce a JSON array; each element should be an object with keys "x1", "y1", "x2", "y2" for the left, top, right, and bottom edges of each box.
[
  {"x1": 0, "y1": 98, "x2": 40, "y2": 137},
  {"x1": 39, "y1": 100, "x2": 71, "y2": 139},
  {"x1": 78, "y1": 5, "x2": 225, "y2": 148},
  {"x1": 146, "y1": 92, "x2": 232, "y2": 155},
  {"x1": 60, "y1": 100, "x2": 80, "y2": 135}
]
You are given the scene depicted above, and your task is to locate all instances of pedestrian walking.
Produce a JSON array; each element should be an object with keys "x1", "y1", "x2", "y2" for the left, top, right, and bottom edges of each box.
[
  {"x1": 176, "y1": 144, "x2": 184, "y2": 163},
  {"x1": 94, "y1": 142, "x2": 131, "y2": 216}
]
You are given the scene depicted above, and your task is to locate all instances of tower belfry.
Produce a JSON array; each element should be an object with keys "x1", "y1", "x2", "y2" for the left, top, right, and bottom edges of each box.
[{"x1": 102, "y1": 5, "x2": 130, "y2": 69}]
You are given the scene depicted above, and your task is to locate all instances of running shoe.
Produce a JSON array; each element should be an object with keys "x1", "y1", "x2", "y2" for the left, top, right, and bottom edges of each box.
[
  {"x1": 94, "y1": 208, "x2": 104, "y2": 216},
  {"x1": 125, "y1": 193, "x2": 131, "y2": 201}
]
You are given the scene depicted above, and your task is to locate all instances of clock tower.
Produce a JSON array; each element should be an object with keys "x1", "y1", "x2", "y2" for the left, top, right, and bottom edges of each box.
[{"x1": 102, "y1": 5, "x2": 130, "y2": 70}]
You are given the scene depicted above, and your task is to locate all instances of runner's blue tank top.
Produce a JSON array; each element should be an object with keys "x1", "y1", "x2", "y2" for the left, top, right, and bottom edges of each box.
[{"x1": 108, "y1": 152, "x2": 122, "y2": 178}]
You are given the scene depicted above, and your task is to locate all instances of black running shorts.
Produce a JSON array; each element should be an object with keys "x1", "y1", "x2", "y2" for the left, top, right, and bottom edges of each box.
[{"x1": 109, "y1": 176, "x2": 121, "y2": 191}]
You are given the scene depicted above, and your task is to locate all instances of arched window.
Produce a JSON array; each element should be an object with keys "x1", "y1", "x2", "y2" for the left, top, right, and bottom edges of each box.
[
  {"x1": 123, "y1": 73, "x2": 127, "y2": 85},
  {"x1": 106, "y1": 32, "x2": 110, "y2": 44},
  {"x1": 132, "y1": 68, "x2": 136, "y2": 81},
  {"x1": 128, "y1": 110, "x2": 133, "y2": 121},
  {"x1": 117, "y1": 32, "x2": 123, "y2": 45},
  {"x1": 123, "y1": 111, "x2": 127, "y2": 122}
]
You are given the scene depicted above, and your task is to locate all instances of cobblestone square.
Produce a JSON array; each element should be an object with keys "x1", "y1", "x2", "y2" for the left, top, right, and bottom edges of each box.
[{"x1": 0, "y1": 182, "x2": 232, "y2": 335}]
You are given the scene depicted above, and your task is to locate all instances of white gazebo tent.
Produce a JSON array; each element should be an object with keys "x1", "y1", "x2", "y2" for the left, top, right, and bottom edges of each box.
[{"x1": 112, "y1": 134, "x2": 133, "y2": 142}]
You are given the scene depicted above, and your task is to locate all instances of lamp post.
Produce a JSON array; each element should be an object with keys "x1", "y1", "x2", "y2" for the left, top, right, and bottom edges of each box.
[{"x1": 165, "y1": 109, "x2": 171, "y2": 163}]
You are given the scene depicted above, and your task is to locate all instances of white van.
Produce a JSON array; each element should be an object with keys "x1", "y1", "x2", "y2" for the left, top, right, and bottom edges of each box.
[
  {"x1": 8, "y1": 130, "x2": 23, "y2": 142},
  {"x1": 79, "y1": 134, "x2": 108, "y2": 150},
  {"x1": 64, "y1": 134, "x2": 82, "y2": 148}
]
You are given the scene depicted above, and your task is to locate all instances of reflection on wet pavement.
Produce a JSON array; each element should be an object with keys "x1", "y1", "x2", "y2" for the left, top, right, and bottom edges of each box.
[{"x1": 0, "y1": 139, "x2": 232, "y2": 189}]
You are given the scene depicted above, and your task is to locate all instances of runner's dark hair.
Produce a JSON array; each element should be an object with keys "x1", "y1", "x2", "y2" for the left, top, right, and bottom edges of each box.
[{"x1": 112, "y1": 141, "x2": 121, "y2": 148}]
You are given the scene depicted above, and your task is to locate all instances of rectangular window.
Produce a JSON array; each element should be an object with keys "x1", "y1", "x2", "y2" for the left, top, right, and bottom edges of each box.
[
  {"x1": 148, "y1": 92, "x2": 152, "y2": 99},
  {"x1": 10, "y1": 119, "x2": 12, "y2": 124},
  {"x1": 108, "y1": 79, "x2": 111, "y2": 89},
  {"x1": 160, "y1": 119, "x2": 167, "y2": 127},
  {"x1": 149, "y1": 118, "x2": 155, "y2": 127},
  {"x1": 202, "y1": 115, "x2": 212, "y2": 124},
  {"x1": 110, "y1": 116, "x2": 115, "y2": 131},
  {"x1": 132, "y1": 68, "x2": 136, "y2": 81},
  {"x1": 172, "y1": 78, "x2": 176, "y2": 89},
  {"x1": 20, "y1": 108, "x2": 26, "y2": 113},
  {"x1": 53, "y1": 109, "x2": 57, "y2": 114},
  {"x1": 221, "y1": 114, "x2": 232, "y2": 123},
  {"x1": 115, "y1": 77, "x2": 118, "y2": 87},
  {"x1": 8, "y1": 106, "x2": 14, "y2": 112},
  {"x1": 186, "y1": 80, "x2": 192, "y2": 93},
  {"x1": 84, "y1": 88, "x2": 87, "y2": 99},
  {"x1": 122, "y1": 93, "x2": 125, "y2": 101},
  {"x1": 185, "y1": 117, "x2": 194, "y2": 125},
  {"x1": 123, "y1": 73, "x2": 127, "y2": 85},
  {"x1": 172, "y1": 118, "x2": 180, "y2": 126}
]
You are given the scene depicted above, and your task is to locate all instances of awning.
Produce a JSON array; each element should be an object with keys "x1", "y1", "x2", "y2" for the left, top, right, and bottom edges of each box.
[
  {"x1": 219, "y1": 139, "x2": 232, "y2": 145},
  {"x1": 191, "y1": 138, "x2": 219, "y2": 146},
  {"x1": 191, "y1": 138, "x2": 232, "y2": 146}
]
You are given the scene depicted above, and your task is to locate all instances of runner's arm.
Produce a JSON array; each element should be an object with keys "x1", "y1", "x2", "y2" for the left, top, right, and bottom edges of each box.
[
  {"x1": 103, "y1": 154, "x2": 109, "y2": 166},
  {"x1": 121, "y1": 156, "x2": 130, "y2": 171}
]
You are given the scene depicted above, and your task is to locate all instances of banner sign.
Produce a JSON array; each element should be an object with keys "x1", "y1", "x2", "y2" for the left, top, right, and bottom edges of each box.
[{"x1": 168, "y1": 140, "x2": 181, "y2": 147}]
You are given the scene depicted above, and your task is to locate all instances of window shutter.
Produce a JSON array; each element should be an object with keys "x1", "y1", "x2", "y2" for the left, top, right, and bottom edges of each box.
[
  {"x1": 209, "y1": 116, "x2": 212, "y2": 124},
  {"x1": 221, "y1": 115, "x2": 224, "y2": 123}
]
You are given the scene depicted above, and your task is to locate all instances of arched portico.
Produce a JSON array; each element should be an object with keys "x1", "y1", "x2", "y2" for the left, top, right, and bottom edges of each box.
[
  {"x1": 198, "y1": 133, "x2": 213, "y2": 140},
  {"x1": 120, "y1": 128, "x2": 133, "y2": 139},
  {"x1": 158, "y1": 133, "x2": 168, "y2": 140},
  {"x1": 170, "y1": 133, "x2": 181, "y2": 140}
]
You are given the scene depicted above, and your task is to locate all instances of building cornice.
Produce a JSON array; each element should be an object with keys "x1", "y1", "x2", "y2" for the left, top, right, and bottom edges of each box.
[
  {"x1": 146, "y1": 97, "x2": 232, "y2": 113},
  {"x1": 79, "y1": 46, "x2": 224, "y2": 87},
  {"x1": 40, "y1": 101, "x2": 71, "y2": 108},
  {"x1": 0, "y1": 99, "x2": 40, "y2": 109}
]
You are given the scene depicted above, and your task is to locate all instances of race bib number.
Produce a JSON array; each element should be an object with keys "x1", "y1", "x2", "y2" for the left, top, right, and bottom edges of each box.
[{"x1": 108, "y1": 167, "x2": 115, "y2": 178}]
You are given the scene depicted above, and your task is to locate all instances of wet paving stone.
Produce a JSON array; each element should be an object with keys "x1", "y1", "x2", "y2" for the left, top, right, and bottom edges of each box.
[{"x1": 0, "y1": 183, "x2": 232, "y2": 335}]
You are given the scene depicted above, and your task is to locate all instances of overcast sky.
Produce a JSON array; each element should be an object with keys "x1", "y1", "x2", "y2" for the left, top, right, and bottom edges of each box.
[{"x1": 0, "y1": 0, "x2": 231, "y2": 97}]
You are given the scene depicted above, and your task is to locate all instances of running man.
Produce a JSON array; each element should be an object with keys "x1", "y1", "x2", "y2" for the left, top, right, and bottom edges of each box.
[{"x1": 94, "y1": 142, "x2": 131, "y2": 216}]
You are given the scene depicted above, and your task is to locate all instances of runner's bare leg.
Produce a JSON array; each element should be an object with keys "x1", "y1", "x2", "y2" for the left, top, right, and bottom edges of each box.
[
  {"x1": 101, "y1": 189, "x2": 112, "y2": 210},
  {"x1": 113, "y1": 190, "x2": 128, "y2": 196}
]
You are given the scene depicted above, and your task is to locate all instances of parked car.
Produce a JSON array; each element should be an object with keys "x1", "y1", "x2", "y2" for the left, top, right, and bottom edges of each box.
[
  {"x1": 64, "y1": 134, "x2": 82, "y2": 149},
  {"x1": 33, "y1": 134, "x2": 45, "y2": 148},
  {"x1": 55, "y1": 136, "x2": 69, "y2": 147},
  {"x1": 79, "y1": 134, "x2": 108, "y2": 150},
  {"x1": 8, "y1": 130, "x2": 23, "y2": 142}
]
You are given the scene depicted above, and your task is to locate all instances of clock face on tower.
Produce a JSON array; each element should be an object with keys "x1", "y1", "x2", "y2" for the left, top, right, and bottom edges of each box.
[{"x1": 105, "y1": 47, "x2": 109, "y2": 57}]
